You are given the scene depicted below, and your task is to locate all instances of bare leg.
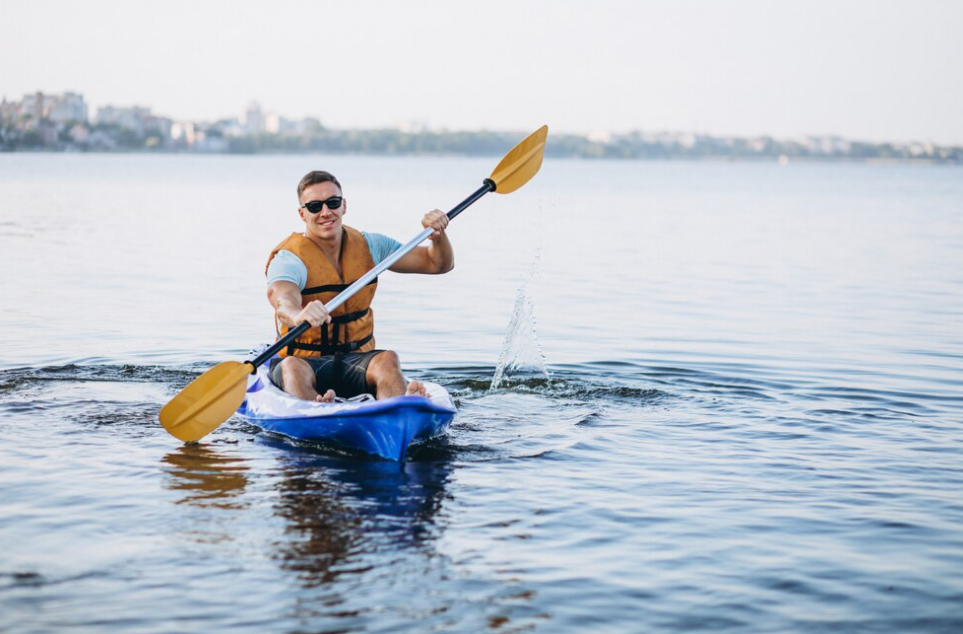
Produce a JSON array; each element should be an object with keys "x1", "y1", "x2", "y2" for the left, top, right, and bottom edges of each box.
[
  {"x1": 365, "y1": 351, "x2": 428, "y2": 399},
  {"x1": 278, "y1": 357, "x2": 336, "y2": 403}
]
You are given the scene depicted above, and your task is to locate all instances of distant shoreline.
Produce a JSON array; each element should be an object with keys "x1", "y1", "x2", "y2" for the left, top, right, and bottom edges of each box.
[
  {"x1": 3, "y1": 147, "x2": 960, "y2": 166},
  {"x1": 5, "y1": 92, "x2": 959, "y2": 164}
]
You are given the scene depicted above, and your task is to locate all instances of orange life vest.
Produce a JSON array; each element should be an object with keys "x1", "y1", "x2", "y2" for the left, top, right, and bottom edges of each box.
[{"x1": 266, "y1": 227, "x2": 378, "y2": 358}]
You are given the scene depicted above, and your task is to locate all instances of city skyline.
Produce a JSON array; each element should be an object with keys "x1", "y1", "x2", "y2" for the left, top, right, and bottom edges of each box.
[
  {"x1": 4, "y1": 89, "x2": 958, "y2": 163},
  {"x1": 5, "y1": 89, "x2": 962, "y2": 150},
  {"x1": 3, "y1": 1, "x2": 962, "y2": 144}
]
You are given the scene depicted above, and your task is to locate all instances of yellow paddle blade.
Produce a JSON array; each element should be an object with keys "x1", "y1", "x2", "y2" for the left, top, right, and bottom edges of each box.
[
  {"x1": 489, "y1": 125, "x2": 549, "y2": 194},
  {"x1": 159, "y1": 361, "x2": 253, "y2": 442}
]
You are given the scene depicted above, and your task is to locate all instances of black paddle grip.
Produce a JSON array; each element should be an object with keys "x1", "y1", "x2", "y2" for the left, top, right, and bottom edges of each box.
[
  {"x1": 446, "y1": 179, "x2": 495, "y2": 222},
  {"x1": 250, "y1": 320, "x2": 312, "y2": 368}
]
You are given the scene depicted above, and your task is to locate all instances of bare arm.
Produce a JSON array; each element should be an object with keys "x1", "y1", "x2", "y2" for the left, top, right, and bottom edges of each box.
[
  {"x1": 389, "y1": 209, "x2": 455, "y2": 274},
  {"x1": 267, "y1": 280, "x2": 331, "y2": 328}
]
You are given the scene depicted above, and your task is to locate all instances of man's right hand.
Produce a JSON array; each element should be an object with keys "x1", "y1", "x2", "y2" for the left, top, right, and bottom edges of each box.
[
  {"x1": 269, "y1": 281, "x2": 332, "y2": 328},
  {"x1": 291, "y1": 300, "x2": 331, "y2": 328}
]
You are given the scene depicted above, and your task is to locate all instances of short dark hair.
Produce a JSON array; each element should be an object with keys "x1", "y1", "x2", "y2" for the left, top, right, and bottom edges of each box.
[{"x1": 297, "y1": 170, "x2": 342, "y2": 199}]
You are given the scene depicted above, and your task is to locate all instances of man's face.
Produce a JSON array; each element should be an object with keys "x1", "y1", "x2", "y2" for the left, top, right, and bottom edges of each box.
[{"x1": 298, "y1": 181, "x2": 346, "y2": 241}]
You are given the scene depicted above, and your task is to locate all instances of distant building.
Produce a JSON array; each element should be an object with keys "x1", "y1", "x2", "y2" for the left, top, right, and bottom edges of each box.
[
  {"x1": 194, "y1": 133, "x2": 229, "y2": 152},
  {"x1": 69, "y1": 123, "x2": 90, "y2": 145},
  {"x1": 241, "y1": 102, "x2": 287, "y2": 135},
  {"x1": 266, "y1": 112, "x2": 281, "y2": 134},
  {"x1": 21, "y1": 92, "x2": 50, "y2": 120},
  {"x1": 0, "y1": 97, "x2": 18, "y2": 124},
  {"x1": 96, "y1": 105, "x2": 152, "y2": 133},
  {"x1": 171, "y1": 121, "x2": 196, "y2": 144},
  {"x1": 243, "y1": 102, "x2": 265, "y2": 134},
  {"x1": 48, "y1": 92, "x2": 88, "y2": 123},
  {"x1": 0, "y1": 91, "x2": 88, "y2": 126},
  {"x1": 908, "y1": 141, "x2": 935, "y2": 157},
  {"x1": 147, "y1": 117, "x2": 173, "y2": 140},
  {"x1": 38, "y1": 120, "x2": 58, "y2": 145}
]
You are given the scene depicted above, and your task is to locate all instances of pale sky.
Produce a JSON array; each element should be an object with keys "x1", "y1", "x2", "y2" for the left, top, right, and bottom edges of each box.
[{"x1": 3, "y1": 0, "x2": 962, "y2": 144}]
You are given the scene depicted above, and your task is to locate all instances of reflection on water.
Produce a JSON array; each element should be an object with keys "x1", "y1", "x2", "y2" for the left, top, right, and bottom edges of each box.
[
  {"x1": 266, "y1": 439, "x2": 453, "y2": 589},
  {"x1": 164, "y1": 434, "x2": 455, "y2": 594},
  {"x1": 162, "y1": 444, "x2": 251, "y2": 509}
]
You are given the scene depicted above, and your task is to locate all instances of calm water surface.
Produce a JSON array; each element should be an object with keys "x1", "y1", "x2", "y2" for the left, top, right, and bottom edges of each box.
[{"x1": 1, "y1": 154, "x2": 962, "y2": 633}]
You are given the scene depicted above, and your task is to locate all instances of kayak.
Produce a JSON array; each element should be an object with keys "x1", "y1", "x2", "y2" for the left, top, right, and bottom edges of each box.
[{"x1": 236, "y1": 357, "x2": 456, "y2": 461}]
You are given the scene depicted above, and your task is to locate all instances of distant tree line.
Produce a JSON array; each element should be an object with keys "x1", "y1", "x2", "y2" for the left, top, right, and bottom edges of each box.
[
  {"x1": 3, "y1": 121, "x2": 960, "y2": 163},
  {"x1": 223, "y1": 129, "x2": 961, "y2": 163}
]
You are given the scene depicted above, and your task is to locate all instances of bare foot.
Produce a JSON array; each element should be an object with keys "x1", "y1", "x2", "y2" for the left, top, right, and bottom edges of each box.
[
  {"x1": 315, "y1": 389, "x2": 336, "y2": 403},
  {"x1": 405, "y1": 380, "x2": 427, "y2": 397}
]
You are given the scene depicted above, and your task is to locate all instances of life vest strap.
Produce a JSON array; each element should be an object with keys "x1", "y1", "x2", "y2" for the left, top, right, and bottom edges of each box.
[
  {"x1": 330, "y1": 308, "x2": 369, "y2": 324},
  {"x1": 303, "y1": 277, "x2": 378, "y2": 296},
  {"x1": 314, "y1": 309, "x2": 368, "y2": 352},
  {"x1": 287, "y1": 333, "x2": 374, "y2": 355}
]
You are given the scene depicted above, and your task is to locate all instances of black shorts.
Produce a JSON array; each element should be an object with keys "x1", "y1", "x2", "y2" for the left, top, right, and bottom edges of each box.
[{"x1": 269, "y1": 350, "x2": 384, "y2": 398}]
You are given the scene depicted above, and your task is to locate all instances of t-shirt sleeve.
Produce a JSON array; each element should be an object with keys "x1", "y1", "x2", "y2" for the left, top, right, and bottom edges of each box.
[
  {"x1": 266, "y1": 250, "x2": 308, "y2": 290},
  {"x1": 362, "y1": 232, "x2": 403, "y2": 265}
]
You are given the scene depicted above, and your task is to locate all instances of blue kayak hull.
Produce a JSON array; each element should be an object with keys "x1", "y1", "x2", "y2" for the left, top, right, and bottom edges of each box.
[{"x1": 237, "y1": 362, "x2": 455, "y2": 461}]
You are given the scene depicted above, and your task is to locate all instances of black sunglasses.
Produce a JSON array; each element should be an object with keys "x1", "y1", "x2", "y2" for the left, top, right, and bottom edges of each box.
[{"x1": 301, "y1": 196, "x2": 344, "y2": 213}]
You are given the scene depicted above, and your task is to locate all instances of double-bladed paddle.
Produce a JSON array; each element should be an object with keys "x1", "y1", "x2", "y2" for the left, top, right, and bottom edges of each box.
[{"x1": 160, "y1": 125, "x2": 549, "y2": 442}]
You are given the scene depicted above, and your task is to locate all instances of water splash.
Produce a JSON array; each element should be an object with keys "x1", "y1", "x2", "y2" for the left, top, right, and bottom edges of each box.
[{"x1": 490, "y1": 249, "x2": 549, "y2": 392}]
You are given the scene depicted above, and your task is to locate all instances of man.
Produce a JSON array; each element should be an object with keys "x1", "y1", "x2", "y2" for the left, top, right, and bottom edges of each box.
[{"x1": 266, "y1": 170, "x2": 453, "y2": 402}]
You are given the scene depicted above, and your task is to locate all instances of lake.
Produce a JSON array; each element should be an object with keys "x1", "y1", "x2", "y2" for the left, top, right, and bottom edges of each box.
[{"x1": 1, "y1": 152, "x2": 962, "y2": 633}]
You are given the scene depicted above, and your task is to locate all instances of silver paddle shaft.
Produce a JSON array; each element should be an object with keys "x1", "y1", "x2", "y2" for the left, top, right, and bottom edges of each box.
[
  {"x1": 325, "y1": 179, "x2": 494, "y2": 313},
  {"x1": 249, "y1": 180, "x2": 495, "y2": 369},
  {"x1": 323, "y1": 226, "x2": 434, "y2": 314}
]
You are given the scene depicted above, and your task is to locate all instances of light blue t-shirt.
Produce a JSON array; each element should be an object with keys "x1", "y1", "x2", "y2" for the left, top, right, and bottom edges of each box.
[{"x1": 266, "y1": 232, "x2": 402, "y2": 289}]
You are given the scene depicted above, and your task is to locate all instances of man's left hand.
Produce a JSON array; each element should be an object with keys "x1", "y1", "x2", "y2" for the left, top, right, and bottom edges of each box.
[{"x1": 422, "y1": 209, "x2": 449, "y2": 241}]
